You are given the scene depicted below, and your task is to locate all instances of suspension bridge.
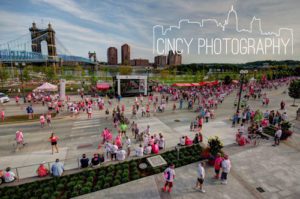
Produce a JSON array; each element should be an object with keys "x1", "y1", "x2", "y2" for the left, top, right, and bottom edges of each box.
[{"x1": 0, "y1": 23, "x2": 96, "y2": 65}]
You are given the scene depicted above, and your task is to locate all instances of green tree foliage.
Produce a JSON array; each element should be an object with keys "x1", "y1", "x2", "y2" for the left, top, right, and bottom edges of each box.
[
  {"x1": 22, "y1": 67, "x2": 30, "y2": 82},
  {"x1": 288, "y1": 80, "x2": 300, "y2": 106},
  {"x1": 119, "y1": 65, "x2": 133, "y2": 75},
  {"x1": 0, "y1": 66, "x2": 9, "y2": 88},
  {"x1": 223, "y1": 75, "x2": 232, "y2": 85},
  {"x1": 160, "y1": 69, "x2": 169, "y2": 80},
  {"x1": 45, "y1": 66, "x2": 57, "y2": 81}
]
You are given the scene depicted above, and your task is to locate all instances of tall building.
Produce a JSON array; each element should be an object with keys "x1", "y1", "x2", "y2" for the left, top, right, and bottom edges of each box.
[
  {"x1": 154, "y1": 55, "x2": 167, "y2": 67},
  {"x1": 121, "y1": 44, "x2": 130, "y2": 65},
  {"x1": 167, "y1": 50, "x2": 182, "y2": 66},
  {"x1": 107, "y1": 47, "x2": 118, "y2": 65}
]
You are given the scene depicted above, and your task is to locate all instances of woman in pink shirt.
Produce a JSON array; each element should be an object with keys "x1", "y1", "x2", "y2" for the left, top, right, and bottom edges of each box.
[
  {"x1": 214, "y1": 153, "x2": 223, "y2": 179},
  {"x1": 15, "y1": 130, "x2": 25, "y2": 151},
  {"x1": 1, "y1": 110, "x2": 4, "y2": 122},
  {"x1": 40, "y1": 114, "x2": 45, "y2": 128}
]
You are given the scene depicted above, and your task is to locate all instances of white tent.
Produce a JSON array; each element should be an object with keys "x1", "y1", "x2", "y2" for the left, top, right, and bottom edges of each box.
[{"x1": 33, "y1": 82, "x2": 58, "y2": 92}]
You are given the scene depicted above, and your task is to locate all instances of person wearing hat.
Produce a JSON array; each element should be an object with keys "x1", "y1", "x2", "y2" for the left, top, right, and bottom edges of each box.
[
  {"x1": 36, "y1": 161, "x2": 49, "y2": 177},
  {"x1": 221, "y1": 154, "x2": 231, "y2": 184}
]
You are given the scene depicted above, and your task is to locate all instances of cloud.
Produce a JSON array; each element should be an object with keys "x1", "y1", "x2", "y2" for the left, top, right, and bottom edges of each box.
[{"x1": 1, "y1": 0, "x2": 299, "y2": 63}]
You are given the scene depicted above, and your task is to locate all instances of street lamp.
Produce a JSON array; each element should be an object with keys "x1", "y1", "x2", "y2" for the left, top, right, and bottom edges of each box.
[
  {"x1": 236, "y1": 70, "x2": 248, "y2": 113},
  {"x1": 18, "y1": 62, "x2": 26, "y2": 103},
  {"x1": 145, "y1": 66, "x2": 151, "y2": 95}
]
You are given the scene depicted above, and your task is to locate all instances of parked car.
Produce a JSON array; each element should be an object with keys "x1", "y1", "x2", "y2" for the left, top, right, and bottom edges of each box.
[{"x1": 0, "y1": 93, "x2": 10, "y2": 103}]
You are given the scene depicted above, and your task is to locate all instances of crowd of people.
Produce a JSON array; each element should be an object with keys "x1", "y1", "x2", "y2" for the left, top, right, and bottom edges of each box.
[
  {"x1": 1, "y1": 75, "x2": 296, "y2": 197},
  {"x1": 233, "y1": 77, "x2": 294, "y2": 147}
]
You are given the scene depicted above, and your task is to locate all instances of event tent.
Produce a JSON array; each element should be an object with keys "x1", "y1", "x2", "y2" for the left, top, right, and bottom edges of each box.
[
  {"x1": 33, "y1": 82, "x2": 58, "y2": 92},
  {"x1": 96, "y1": 82, "x2": 111, "y2": 90}
]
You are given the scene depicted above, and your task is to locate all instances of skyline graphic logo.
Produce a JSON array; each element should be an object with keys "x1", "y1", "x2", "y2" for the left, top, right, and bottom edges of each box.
[{"x1": 153, "y1": 6, "x2": 294, "y2": 57}]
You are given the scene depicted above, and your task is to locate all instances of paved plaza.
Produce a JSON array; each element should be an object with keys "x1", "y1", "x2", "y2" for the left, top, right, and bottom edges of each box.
[{"x1": 0, "y1": 85, "x2": 300, "y2": 199}]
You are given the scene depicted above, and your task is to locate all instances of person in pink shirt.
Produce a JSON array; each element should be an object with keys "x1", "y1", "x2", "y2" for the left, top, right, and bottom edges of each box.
[
  {"x1": 15, "y1": 130, "x2": 25, "y2": 151},
  {"x1": 1, "y1": 110, "x2": 4, "y2": 122},
  {"x1": 152, "y1": 142, "x2": 159, "y2": 154},
  {"x1": 40, "y1": 114, "x2": 45, "y2": 128},
  {"x1": 185, "y1": 136, "x2": 193, "y2": 146},
  {"x1": 214, "y1": 153, "x2": 223, "y2": 179},
  {"x1": 15, "y1": 96, "x2": 19, "y2": 104},
  {"x1": 115, "y1": 134, "x2": 122, "y2": 148}
]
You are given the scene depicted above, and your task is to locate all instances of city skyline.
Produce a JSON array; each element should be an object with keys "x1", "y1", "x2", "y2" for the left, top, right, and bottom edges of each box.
[{"x1": 0, "y1": 0, "x2": 299, "y2": 64}]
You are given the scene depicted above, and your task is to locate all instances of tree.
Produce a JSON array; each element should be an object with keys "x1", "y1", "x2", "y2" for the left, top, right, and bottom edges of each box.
[
  {"x1": 223, "y1": 75, "x2": 232, "y2": 85},
  {"x1": 288, "y1": 80, "x2": 300, "y2": 106},
  {"x1": 22, "y1": 67, "x2": 30, "y2": 82},
  {"x1": 160, "y1": 69, "x2": 169, "y2": 80},
  {"x1": 45, "y1": 66, "x2": 57, "y2": 82},
  {"x1": 75, "y1": 65, "x2": 83, "y2": 77},
  {"x1": 194, "y1": 71, "x2": 202, "y2": 82},
  {"x1": 0, "y1": 66, "x2": 9, "y2": 89},
  {"x1": 119, "y1": 65, "x2": 133, "y2": 75}
]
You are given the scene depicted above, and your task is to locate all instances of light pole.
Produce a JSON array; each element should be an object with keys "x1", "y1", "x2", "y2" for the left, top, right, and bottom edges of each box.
[
  {"x1": 145, "y1": 66, "x2": 151, "y2": 95},
  {"x1": 236, "y1": 70, "x2": 248, "y2": 113},
  {"x1": 18, "y1": 62, "x2": 27, "y2": 103}
]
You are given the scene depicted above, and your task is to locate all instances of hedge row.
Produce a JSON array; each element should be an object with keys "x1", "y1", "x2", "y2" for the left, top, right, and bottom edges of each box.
[{"x1": 0, "y1": 144, "x2": 203, "y2": 199}]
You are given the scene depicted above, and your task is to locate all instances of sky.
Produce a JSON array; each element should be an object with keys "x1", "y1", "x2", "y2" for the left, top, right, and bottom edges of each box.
[{"x1": 0, "y1": 0, "x2": 299, "y2": 64}]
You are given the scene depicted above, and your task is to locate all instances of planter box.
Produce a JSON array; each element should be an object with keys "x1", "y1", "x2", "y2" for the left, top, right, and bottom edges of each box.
[{"x1": 0, "y1": 144, "x2": 203, "y2": 199}]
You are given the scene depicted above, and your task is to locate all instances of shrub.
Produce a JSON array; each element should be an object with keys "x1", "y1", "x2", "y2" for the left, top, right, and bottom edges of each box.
[
  {"x1": 122, "y1": 177, "x2": 129, "y2": 183},
  {"x1": 208, "y1": 136, "x2": 223, "y2": 156},
  {"x1": 43, "y1": 187, "x2": 53, "y2": 194},
  {"x1": 130, "y1": 162, "x2": 137, "y2": 168},
  {"x1": 93, "y1": 184, "x2": 102, "y2": 191},
  {"x1": 81, "y1": 186, "x2": 91, "y2": 194},
  {"x1": 122, "y1": 163, "x2": 129, "y2": 169},
  {"x1": 71, "y1": 191, "x2": 79, "y2": 198},
  {"x1": 107, "y1": 165, "x2": 115, "y2": 172},
  {"x1": 105, "y1": 176, "x2": 113, "y2": 183},
  {"x1": 113, "y1": 179, "x2": 121, "y2": 186},
  {"x1": 115, "y1": 164, "x2": 122, "y2": 170},
  {"x1": 34, "y1": 189, "x2": 42, "y2": 196},
  {"x1": 85, "y1": 182, "x2": 93, "y2": 188},
  {"x1": 103, "y1": 183, "x2": 111, "y2": 189},
  {"x1": 57, "y1": 183, "x2": 65, "y2": 191},
  {"x1": 41, "y1": 193, "x2": 49, "y2": 199},
  {"x1": 53, "y1": 191, "x2": 60, "y2": 197},
  {"x1": 131, "y1": 174, "x2": 140, "y2": 180},
  {"x1": 67, "y1": 181, "x2": 76, "y2": 188}
]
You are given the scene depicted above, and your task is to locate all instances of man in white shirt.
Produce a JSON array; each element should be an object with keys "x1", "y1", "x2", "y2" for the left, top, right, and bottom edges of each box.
[
  {"x1": 135, "y1": 144, "x2": 144, "y2": 157},
  {"x1": 221, "y1": 155, "x2": 231, "y2": 184},
  {"x1": 273, "y1": 127, "x2": 282, "y2": 146},
  {"x1": 194, "y1": 162, "x2": 205, "y2": 193},
  {"x1": 162, "y1": 164, "x2": 176, "y2": 193}
]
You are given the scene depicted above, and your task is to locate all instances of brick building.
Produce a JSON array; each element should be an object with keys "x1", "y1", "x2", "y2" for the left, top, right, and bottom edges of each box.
[
  {"x1": 121, "y1": 44, "x2": 130, "y2": 65},
  {"x1": 107, "y1": 47, "x2": 118, "y2": 65},
  {"x1": 167, "y1": 50, "x2": 182, "y2": 66},
  {"x1": 154, "y1": 55, "x2": 167, "y2": 67}
]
